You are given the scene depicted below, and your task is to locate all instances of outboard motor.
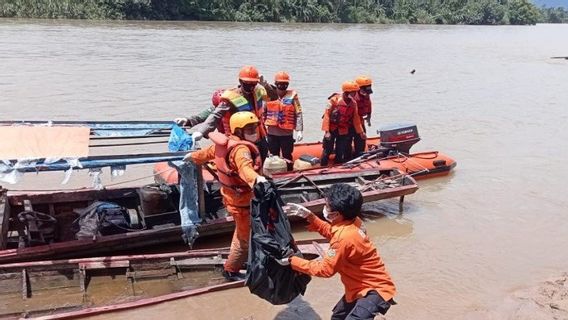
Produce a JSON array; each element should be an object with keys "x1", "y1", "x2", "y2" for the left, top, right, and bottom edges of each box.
[{"x1": 377, "y1": 123, "x2": 421, "y2": 155}]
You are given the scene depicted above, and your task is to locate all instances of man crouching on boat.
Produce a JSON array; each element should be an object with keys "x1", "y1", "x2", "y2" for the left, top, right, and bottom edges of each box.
[
  {"x1": 283, "y1": 184, "x2": 397, "y2": 319},
  {"x1": 184, "y1": 111, "x2": 268, "y2": 282}
]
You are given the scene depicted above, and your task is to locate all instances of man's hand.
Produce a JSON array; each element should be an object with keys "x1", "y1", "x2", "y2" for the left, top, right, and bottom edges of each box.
[
  {"x1": 174, "y1": 117, "x2": 189, "y2": 126},
  {"x1": 366, "y1": 116, "x2": 371, "y2": 127},
  {"x1": 183, "y1": 152, "x2": 192, "y2": 162},
  {"x1": 296, "y1": 131, "x2": 303, "y2": 142},
  {"x1": 360, "y1": 132, "x2": 367, "y2": 139},
  {"x1": 324, "y1": 132, "x2": 331, "y2": 140},
  {"x1": 283, "y1": 203, "x2": 312, "y2": 219},
  {"x1": 192, "y1": 132, "x2": 203, "y2": 141}
]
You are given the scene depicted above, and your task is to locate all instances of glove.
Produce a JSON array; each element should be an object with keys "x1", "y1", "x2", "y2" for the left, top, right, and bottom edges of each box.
[
  {"x1": 255, "y1": 176, "x2": 267, "y2": 185},
  {"x1": 192, "y1": 132, "x2": 203, "y2": 141},
  {"x1": 284, "y1": 203, "x2": 312, "y2": 219},
  {"x1": 296, "y1": 131, "x2": 303, "y2": 142},
  {"x1": 174, "y1": 117, "x2": 189, "y2": 126},
  {"x1": 274, "y1": 257, "x2": 290, "y2": 266},
  {"x1": 183, "y1": 152, "x2": 193, "y2": 162}
]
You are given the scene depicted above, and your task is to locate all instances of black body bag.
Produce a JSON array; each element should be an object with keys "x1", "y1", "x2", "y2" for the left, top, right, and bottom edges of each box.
[{"x1": 245, "y1": 182, "x2": 311, "y2": 305}]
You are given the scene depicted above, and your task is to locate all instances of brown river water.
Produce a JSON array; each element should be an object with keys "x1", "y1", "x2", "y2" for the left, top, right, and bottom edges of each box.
[{"x1": 1, "y1": 19, "x2": 568, "y2": 319}]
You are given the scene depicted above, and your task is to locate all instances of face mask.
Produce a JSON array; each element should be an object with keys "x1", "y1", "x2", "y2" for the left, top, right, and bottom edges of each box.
[
  {"x1": 244, "y1": 132, "x2": 258, "y2": 142},
  {"x1": 323, "y1": 206, "x2": 338, "y2": 222},
  {"x1": 241, "y1": 82, "x2": 256, "y2": 94}
]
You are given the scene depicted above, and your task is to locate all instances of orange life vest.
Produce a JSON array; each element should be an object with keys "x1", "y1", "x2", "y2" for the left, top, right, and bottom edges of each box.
[
  {"x1": 355, "y1": 93, "x2": 372, "y2": 118},
  {"x1": 264, "y1": 90, "x2": 297, "y2": 131},
  {"x1": 328, "y1": 93, "x2": 356, "y2": 135},
  {"x1": 218, "y1": 86, "x2": 267, "y2": 137},
  {"x1": 209, "y1": 132, "x2": 261, "y2": 193}
]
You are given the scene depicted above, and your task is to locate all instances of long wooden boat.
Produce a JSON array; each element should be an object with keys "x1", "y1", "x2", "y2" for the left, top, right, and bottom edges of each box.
[
  {"x1": 0, "y1": 239, "x2": 328, "y2": 319},
  {"x1": 0, "y1": 166, "x2": 417, "y2": 264}
]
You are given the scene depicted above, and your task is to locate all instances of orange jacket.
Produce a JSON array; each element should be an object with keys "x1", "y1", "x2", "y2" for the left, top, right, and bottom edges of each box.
[
  {"x1": 290, "y1": 215, "x2": 396, "y2": 303},
  {"x1": 190, "y1": 138, "x2": 260, "y2": 208},
  {"x1": 321, "y1": 93, "x2": 363, "y2": 135},
  {"x1": 355, "y1": 93, "x2": 372, "y2": 118}
]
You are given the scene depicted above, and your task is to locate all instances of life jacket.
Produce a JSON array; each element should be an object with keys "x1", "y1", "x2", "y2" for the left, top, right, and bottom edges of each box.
[
  {"x1": 355, "y1": 93, "x2": 372, "y2": 118},
  {"x1": 209, "y1": 132, "x2": 261, "y2": 193},
  {"x1": 328, "y1": 93, "x2": 356, "y2": 135},
  {"x1": 218, "y1": 85, "x2": 267, "y2": 136},
  {"x1": 264, "y1": 90, "x2": 297, "y2": 131}
]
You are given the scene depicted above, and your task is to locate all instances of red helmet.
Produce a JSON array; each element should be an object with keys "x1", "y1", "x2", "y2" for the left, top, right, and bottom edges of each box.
[
  {"x1": 238, "y1": 65, "x2": 260, "y2": 83},
  {"x1": 211, "y1": 89, "x2": 224, "y2": 107},
  {"x1": 274, "y1": 71, "x2": 290, "y2": 83}
]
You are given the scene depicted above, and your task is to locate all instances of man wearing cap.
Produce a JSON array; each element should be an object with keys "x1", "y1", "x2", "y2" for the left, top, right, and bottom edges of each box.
[{"x1": 320, "y1": 81, "x2": 365, "y2": 166}]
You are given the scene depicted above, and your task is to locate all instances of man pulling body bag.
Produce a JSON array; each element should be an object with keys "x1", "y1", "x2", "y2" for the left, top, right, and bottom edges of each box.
[{"x1": 245, "y1": 182, "x2": 311, "y2": 305}]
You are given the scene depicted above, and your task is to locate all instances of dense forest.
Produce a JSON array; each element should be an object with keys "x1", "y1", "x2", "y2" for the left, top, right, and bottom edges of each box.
[{"x1": 1, "y1": 0, "x2": 567, "y2": 24}]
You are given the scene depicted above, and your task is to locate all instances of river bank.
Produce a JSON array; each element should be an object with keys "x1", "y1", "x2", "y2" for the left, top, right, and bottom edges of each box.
[{"x1": 465, "y1": 274, "x2": 568, "y2": 320}]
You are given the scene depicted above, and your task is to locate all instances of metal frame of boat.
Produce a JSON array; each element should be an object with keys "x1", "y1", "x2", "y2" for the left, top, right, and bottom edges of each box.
[{"x1": 0, "y1": 239, "x2": 328, "y2": 319}]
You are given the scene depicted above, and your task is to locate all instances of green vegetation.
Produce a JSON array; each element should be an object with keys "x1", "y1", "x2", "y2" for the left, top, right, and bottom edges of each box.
[{"x1": 0, "y1": 0, "x2": 566, "y2": 24}]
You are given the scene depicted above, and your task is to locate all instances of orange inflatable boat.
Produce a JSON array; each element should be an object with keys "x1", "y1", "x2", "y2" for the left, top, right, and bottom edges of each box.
[{"x1": 154, "y1": 123, "x2": 456, "y2": 184}]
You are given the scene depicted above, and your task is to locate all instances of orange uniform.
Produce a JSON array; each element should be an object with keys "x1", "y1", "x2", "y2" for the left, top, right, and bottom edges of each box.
[
  {"x1": 321, "y1": 94, "x2": 364, "y2": 135},
  {"x1": 290, "y1": 215, "x2": 396, "y2": 303},
  {"x1": 190, "y1": 134, "x2": 260, "y2": 272}
]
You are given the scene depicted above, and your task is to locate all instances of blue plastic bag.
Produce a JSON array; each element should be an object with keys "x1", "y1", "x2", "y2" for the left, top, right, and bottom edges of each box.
[{"x1": 168, "y1": 124, "x2": 193, "y2": 152}]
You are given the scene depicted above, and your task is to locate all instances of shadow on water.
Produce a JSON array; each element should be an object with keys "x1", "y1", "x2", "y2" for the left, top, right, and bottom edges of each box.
[{"x1": 273, "y1": 296, "x2": 322, "y2": 320}]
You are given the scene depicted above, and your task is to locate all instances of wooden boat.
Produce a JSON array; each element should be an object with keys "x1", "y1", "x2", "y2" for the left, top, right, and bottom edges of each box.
[
  {"x1": 0, "y1": 239, "x2": 328, "y2": 319},
  {"x1": 0, "y1": 166, "x2": 417, "y2": 264},
  {"x1": 0, "y1": 121, "x2": 418, "y2": 265}
]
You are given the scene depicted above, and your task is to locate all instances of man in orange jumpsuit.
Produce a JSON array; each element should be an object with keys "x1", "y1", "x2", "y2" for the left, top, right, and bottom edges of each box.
[
  {"x1": 321, "y1": 81, "x2": 365, "y2": 166},
  {"x1": 353, "y1": 75, "x2": 374, "y2": 158},
  {"x1": 184, "y1": 111, "x2": 268, "y2": 281},
  {"x1": 284, "y1": 184, "x2": 396, "y2": 319}
]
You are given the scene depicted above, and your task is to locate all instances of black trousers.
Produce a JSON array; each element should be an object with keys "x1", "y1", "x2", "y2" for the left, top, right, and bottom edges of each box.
[
  {"x1": 351, "y1": 125, "x2": 367, "y2": 158},
  {"x1": 331, "y1": 291, "x2": 392, "y2": 320},
  {"x1": 256, "y1": 137, "x2": 269, "y2": 163},
  {"x1": 267, "y1": 134, "x2": 295, "y2": 170},
  {"x1": 320, "y1": 130, "x2": 351, "y2": 166}
]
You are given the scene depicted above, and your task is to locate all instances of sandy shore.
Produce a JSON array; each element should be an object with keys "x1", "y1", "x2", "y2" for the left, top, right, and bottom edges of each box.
[{"x1": 465, "y1": 274, "x2": 568, "y2": 320}]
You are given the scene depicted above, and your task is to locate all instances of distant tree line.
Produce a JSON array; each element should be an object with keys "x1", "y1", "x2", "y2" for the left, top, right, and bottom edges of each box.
[{"x1": 1, "y1": 0, "x2": 566, "y2": 25}]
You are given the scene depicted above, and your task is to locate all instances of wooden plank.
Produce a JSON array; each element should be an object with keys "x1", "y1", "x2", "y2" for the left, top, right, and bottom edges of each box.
[
  {"x1": 79, "y1": 261, "x2": 129, "y2": 270},
  {"x1": 0, "y1": 191, "x2": 10, "y2": 250},
  {"x1": 170, "y1": 257, "x2": 225, "y2": 267}
]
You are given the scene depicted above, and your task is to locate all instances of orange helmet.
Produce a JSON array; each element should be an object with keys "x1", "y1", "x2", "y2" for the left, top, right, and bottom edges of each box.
[
  {"x1": 341, "y1": 81, "x2": 360, "y2": 93},
  {"x1": 355, "y1": 76, "x2": 372, "y2": 87},
  {"x1": 211, "y1": 89, "x2": 224, "y2": 107},
  {"x1": 274, "y1": 71, "x2": 290, "y2": 83},
  {"x1": 238, "y1": 65, "x2": 260, "y2": 83}
]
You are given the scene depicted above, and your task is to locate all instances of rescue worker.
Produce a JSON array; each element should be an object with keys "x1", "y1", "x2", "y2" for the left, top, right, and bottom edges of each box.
[
  {"x1": 264, "y1": 71, "x2": 304, "y2": 170},
  {"x1": 184, "y1": 111, "x2": 268, "y2": 281},
  {"x1": 283, "y1": 184, "x2": 397, "y2": 319},
  {"x1": 174, "y1": 89, "x2": 223, "y2": 135},
  {"x1": 179, "y1": 66, "x2": 270, "y2": 161},
  {"x1": 352, "y1": 76, "x2": 374, "y2": 158},
  {"x1": 320, "y1": 81, "x2": 365, "y2": 166}
]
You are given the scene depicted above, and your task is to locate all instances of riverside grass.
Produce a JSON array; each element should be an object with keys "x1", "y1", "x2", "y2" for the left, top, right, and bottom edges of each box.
[{"x1": 0, "y1": 0, "x2": 563, "y2": 25}]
